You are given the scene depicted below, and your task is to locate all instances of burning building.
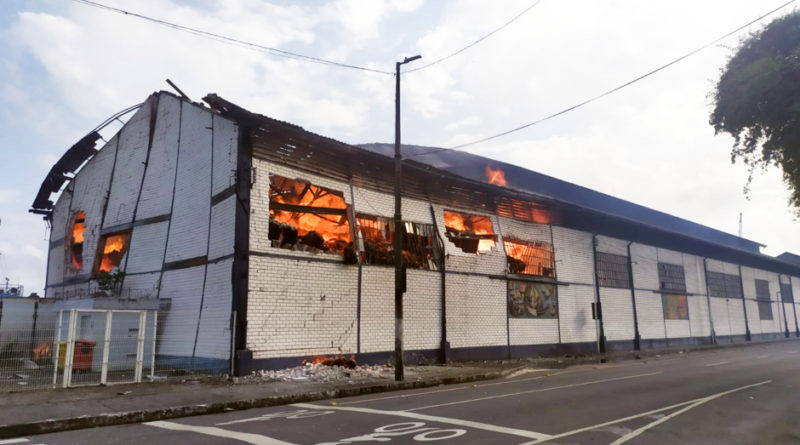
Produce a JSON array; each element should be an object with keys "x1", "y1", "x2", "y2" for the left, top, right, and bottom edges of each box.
[{"x1": 31, "y1": 90, "x2": 800, "y2": 374}]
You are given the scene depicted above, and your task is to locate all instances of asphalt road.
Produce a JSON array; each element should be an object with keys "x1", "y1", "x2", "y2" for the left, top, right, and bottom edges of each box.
[{"x1": 8, "y1": 340, "x2": 800, "y2": 444}]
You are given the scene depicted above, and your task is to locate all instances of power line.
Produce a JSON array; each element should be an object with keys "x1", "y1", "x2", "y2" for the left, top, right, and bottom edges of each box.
[
  {"x1": 405, "y1": 0, "x2": 544, "y2": 74},
  {"x1": 410, "y1": 0, "x2": 796, "y2": 157},
  {"x1": 70, "y1": 0, "x2": 393, "y2": 75}
]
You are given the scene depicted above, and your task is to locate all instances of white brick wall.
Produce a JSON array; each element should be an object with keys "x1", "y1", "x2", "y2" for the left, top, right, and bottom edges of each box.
[
  {"x1": 125, "y1": 221, "x2": 168, "y2": 274},
  {"x1": 509, "y1": 318, "x2": 559, "y2": 345},
  {"x1": 558, "y1": 284, "x2": 597, "y2": 343},
  {"x1": 599, "y1": 287, "x2": 634, "y2": 341},
  {"x1": 656, "y1": 247, "x2": 682, "y2": 266},
  {"x1": 683, "y1": 254, "x2": 704, "y2": 295},
  {"x1": 433, "y1": 204, "x2": 506, "y2": 275},
  {"x1": 195, "y1": 259, "x2": 234, "y2": 359},
  {"x1": 157, "y1": 265, "x2": 206, "y2": 357},
  {"x1": 635, "y1": 290, "x2": 665, "y2": 340},
  {"x1": 136, "y1": 94, "x2": 181, "y2": 220},
  {"x1": 689, "y1": 295, "x2": 711, "y2": 337},
  {"x1": 710, "y1": 298, "x2": 731, "y2": 336},
  {"x1": 631, "y1": 244, "x2": 659, "y2": 290},
  {"x1": 728, "y1": 299, "x2": 748, "y2": 335},
  {"x1": 120, "y1": 271, "x2": 160, "y2": 299},
  {"x1": 359, "y1": 266, "x2": 393, "y2": 353},
  {"x1": 498, "y1": 217, "x2": 550, "y2": 243},
  {"x1": 595, "y1": 235, "x2": 628, "y2": 256},
  {"x1": 552, "y1": 227, "x2": 594, "y2": 285},
  {"x1": 103, "y1": 104, "x2": 151, "y2": 228},
  {"x1": 741, "y1": 266, "x2": 757, "y2": 300},
  {"x1": 665, "y1": 319, "x2": 690, "y2": 338},
  {"x1": 165, "y1": 102, "x2": 212, "y2": 263},
  {"x1": 208, "y1": 195, "x2": 236, "y2": 260},
  {"x1": 211, "y1": 115, "x2": 238, "y2": 196},
  {"x1": 745, "y1": 299, "x2": 761, "y2": 334},
  {"x1": 404, "y1": 270, "x2": 442, "y2": 351},
  {"x1": 445, "y1": 274, "x2": 506, "y2": 348},
  {"x1": 247, "y1": 256, "x2": 358, "y2": 358},
  {"x1": 50, "y1": 186, "x2": 71, "y2": 242}
]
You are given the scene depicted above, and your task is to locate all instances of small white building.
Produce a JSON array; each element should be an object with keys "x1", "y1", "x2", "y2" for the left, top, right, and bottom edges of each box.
[{"x1": 30, "y1": 91, "x2": 800, "y2": 375}]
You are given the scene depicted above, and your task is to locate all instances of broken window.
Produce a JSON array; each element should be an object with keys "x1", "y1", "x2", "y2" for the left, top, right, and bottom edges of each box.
[
  {"x1": 755, "y1": 279, "x2": 773, "y2": 320},
  {"x1": 442, "y1": 210, "x2": 497, "y2": 254},
  {"x1": 68, "y1": 211, "x2": 86, "y2": 269},
  {"x1": 94, "y1": 230, "x2": 131, "y2": 274},
  {"x1": 268, "y1": 174, "x2": 353, "y2": 258},
  {"x1": 503, "y1": 239, "x2": 555, "y2": 277},
  {"x1": 508, "y1": 280, "x2": 558, "y2": 318},
  {"x1": 661, "y1": 294, "x2": 689, "y2": 320},
  {"x1": 356, "y1": 214, "x2": 442, "y2": 270},
  {"x1": 596, "y1": 252, "x2": 630, "y2": 288},
  {"x1": 658, "y1": 262, "x2": 686, "y2": 293}
]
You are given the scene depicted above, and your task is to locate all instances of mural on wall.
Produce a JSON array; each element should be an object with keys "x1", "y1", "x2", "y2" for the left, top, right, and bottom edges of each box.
[
  {"x1": 661, "y1": 294, "x2": 689, "y2": 320},
  {"x1": 508, "y1": 280, "x2": 558, "y2": 318}
]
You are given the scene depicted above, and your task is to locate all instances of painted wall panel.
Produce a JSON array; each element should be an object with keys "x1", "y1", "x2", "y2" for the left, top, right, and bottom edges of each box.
[
  {"x1": 445, "y1": 274, "x2": 506, "y2": 348},
  {"x1": 552, "y1": 227, "x2": 594, "y2": 285},
  {"x1": 599, "y1": 287, "x2": 634, "y2": 341},
  {"x1": 211, "y1": 115, "x2": 238, "y2": 196},
  {"x1": 631, "y1": 244, "x2": 659, "y2": 290},
  {"x1": 136, "y1": 94, "x2": 181, "y2": 220},
  {"x1": 558, "y1": 284, "x2": 597, "y2": 343},
  {"x1": 156, "y1": 265, "x2": 205, "y2": 357},
  {"x1": 208, "y1": 195, "x2": 236, "y2": 260},
  {"x1": 125, "y1": 221, "x2": 168, "y2": 274},
  {"x1": 195, "y1": 259, "x2": 234, "y2": 360}
]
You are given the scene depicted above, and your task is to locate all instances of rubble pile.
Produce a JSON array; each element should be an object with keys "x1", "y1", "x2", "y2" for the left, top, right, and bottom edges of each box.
[{"x1": 248, "y1": 362, "x2": 395, "y2": 384}]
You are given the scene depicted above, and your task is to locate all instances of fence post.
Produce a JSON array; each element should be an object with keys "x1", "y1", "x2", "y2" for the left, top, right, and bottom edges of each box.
[
  {"x1": 100, "y1": 311, "x2": 113, "y2": 385},
  {"x1": 63, "y1": 309, "x2": 77, "y2": 388},
  {"x1": 134, "y1": 311, "x2": 146, "y2": 383},
  {"x1": 230, "y1": 310, "x2": 236, "y2": 377},
  {"x1": 52, "y1": 310, "x2": 62, "y2": 387},
  {"x1": 29, "y1": 301, "x2": 39, "y2": 360},
  {"x1": 150, "y1": 310, "x2": 158, "y2": 379}
]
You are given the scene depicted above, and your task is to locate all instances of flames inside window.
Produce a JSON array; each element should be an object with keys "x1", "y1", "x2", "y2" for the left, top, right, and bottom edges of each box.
[
  {"x1": 95, "y1": 230, "x2": 131, "y2": 274},
  {"x1": 69, "y1": 211, "x2": 86, "y2": 269},
  {"x1": 268, "y1": 175, "x2": 353, "y2": 257},
  {"x1": 356, "y1": 214, "x2": 442, "y2": 270},
  {"x1": 443, "y1": 210, "x2": 497, "y2": 254},
  {"x1": 503, "y1": 239, "x2": 555, "y2": 277}
]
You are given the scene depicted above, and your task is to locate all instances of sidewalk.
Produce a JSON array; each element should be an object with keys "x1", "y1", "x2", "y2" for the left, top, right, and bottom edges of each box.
[{"x1": 1, "y1": 337, "x2": 797, "y2": 439}]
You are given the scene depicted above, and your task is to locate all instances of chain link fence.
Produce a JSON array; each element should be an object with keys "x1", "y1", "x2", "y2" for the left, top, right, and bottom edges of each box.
[{"x1": 0, "y1": 301, "x2": 234, "y2": 391}]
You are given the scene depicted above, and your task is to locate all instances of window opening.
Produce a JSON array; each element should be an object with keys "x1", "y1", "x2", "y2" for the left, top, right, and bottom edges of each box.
[
  {"x1": 662, "y1": 294, "x2": 689, "y2": 320},
  {"x1": 503, "y1": 239, "x2": 554, "y2": 277},
  {"x1": 755, "y1": 278, "x2": 773, "y2": 320},
  {"x1": 356, "y1": 214, "x2": 442, "y2": 270},
  {"x1": 442, "y1": 210, "x2": 496, "y2": 254},
  {"x1": 68, "y1": 211, "x2": 86, "y2": 269},
  {"x1": 707, "y1": 271, "x2": 742, "y2": 299},
  {"x1": 781, "y1": 283, "x2": 794, "y2": 303},
  {"x1": 268, "y1": 174, "x2": 353, "y2": 256},
  {"x1": 508, "y1": 280, "x2": 558, "y2": 318},
  {"x1": 94, "y1": 230, "x2": 131, "y2": 274},
  {"x1": 596, "y1": 252, "x2": 630, "y2": 288},
  {"x1": 658, "y1": 262, "x2": 686, "y2": 293}
]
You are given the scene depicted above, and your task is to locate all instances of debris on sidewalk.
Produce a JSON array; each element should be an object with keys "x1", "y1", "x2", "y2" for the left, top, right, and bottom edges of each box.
[{"x1": 246, "y1": 357, "x2": 395, "y2": 383}]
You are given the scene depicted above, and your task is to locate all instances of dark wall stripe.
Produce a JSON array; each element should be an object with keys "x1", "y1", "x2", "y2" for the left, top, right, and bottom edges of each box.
[
  {"x1": 193, "y1": 113, "x2": 216, "y2": 358},
  {"x1": 211, "y1": 185, "x2": 237, "y2": 207},
  {"x1": 155, "y1": 100, "x2": 183, "y2": 301}
]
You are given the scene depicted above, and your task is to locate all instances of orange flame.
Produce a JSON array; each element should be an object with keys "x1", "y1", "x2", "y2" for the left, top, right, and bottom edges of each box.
[
  {"x1": 270, "y1": 177, "x2": 351, "y2": 251},
  {"x1": 99, "y1": 234, "x2": 127, "y2": 273},
  {"x1": 503, "y1": 240, "x2": 554, "y2": 276},
  {"x1": 486, "y1": 165, "x2": 507, "y2": 187},
  {"x1": 443, "y1": 210, "x2": 496, "y2": 252}
]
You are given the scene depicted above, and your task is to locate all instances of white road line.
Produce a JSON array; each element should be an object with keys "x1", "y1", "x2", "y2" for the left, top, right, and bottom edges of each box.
[
  {"x1": 705, "y1": 361, "x2": 729, "y2": 367},
  {"x1": 405, "y1": 371, "x2": 662, "y2": 411},
  {"x1": 145, "y1": 421, "x2": 298, "y2": 445},
  {"x1": 757, "y1": 354, "x2": 770, "y2": 359},
  {"x1": 787, "y1": 350, "x2": 799, "y2": 354},
  {"x1": 337, "y1": 372, "x2": 563, "y2": 406},
  {"x1": 0, "y1": 439, "x2": 29, "y2": 445},
  {"x1": 293, "y1": 402, "x2": 552, "y2": 441},
  {"x1": 609, "y1": 380, "x2": 772, "y2": 444}
]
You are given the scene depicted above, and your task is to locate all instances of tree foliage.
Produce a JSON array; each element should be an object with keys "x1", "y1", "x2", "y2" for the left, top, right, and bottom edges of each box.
[{"x1": 710, "y1": 11, "x2": 800, "y2": 213}]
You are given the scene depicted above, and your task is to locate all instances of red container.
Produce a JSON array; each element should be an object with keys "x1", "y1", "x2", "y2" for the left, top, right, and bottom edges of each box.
[{"x1": 73, "y1": 340, "x2": 96, "y2": 372}]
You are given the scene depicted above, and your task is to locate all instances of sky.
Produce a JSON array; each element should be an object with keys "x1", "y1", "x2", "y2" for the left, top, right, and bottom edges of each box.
[{"x1": 1, "y1": 0, "x2": 798, "y2": 296}]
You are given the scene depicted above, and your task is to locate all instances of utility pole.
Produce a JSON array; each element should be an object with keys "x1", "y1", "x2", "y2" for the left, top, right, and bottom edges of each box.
[{"x1": 394, "y1": 54, "x2": 421, "y2": 382}]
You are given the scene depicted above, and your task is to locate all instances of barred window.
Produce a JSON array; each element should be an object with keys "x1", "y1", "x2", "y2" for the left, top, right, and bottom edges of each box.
[
  {"x1": 508, "y1": 280, "x2": 558, "y2": 318},
  {"x1": 758, "y1": 301, "x2": 774, "y2": 320},
  {"x1": 706, "y1": 271, "x2": 743, "y2": 299},
  {"x1": 503, "y1": 239, "x2": 555, "y2": 277},
  {"x1": 356, "y1": 214, "x2": 442, "y2": 270},
  {"x1": 755, "y1": 279, "x2": 771, "y2": 300},
  {"x1": 755, "y1": 279, "x2": 773, "y2": 320},
  {"x1": 658, "y1": 262, "x2": 686, "y2": 293},
  {"x1": 596, "y1": 252, "x2": 630, "y2": 289},
  {"x1": 781, "y1": 283, "x2": 795, "y2": 303}
]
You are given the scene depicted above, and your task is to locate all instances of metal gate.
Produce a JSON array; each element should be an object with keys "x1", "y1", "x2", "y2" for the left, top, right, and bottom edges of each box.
[{"x1": 52, "y1": 309, "x2": 156, "y2": 388}]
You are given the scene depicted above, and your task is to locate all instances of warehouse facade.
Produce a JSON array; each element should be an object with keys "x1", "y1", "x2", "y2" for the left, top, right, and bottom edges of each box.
[{"x1": 31, "y1": 91, "x2": 800, "y2": 374}]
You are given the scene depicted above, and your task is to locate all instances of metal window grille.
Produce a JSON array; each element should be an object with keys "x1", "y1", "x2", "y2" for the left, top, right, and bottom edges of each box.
[
  {"x1": 507, "y1": 280, "x2": 558, "y2": 319},
  {"x1": 503, "y1": 239, "x2": 555, "y2": 277},
  {"x1": 724, "y1": 273, "x2": 743, "y2": 299},
  {"x1": 595, "y1": 252, "x2": 630, "y2": 288},
  {"x1": 755, "y1": 279, "x2": 773, "y2": 320},
  {"x1": 781, "y1": 283, "x2": 794, "y2": 303},
  {"x1": 757, "y1": 301, "x2": 774, "y2": 320},
  {"x1": 658, "y1": 262, "x2": 686, "y2": 293},
  {"x1": 755, "y1": 279, "x2": 771, "y2": 300},
  {"x1": 356, "y1": 214, "x2": 442, "y2": 270}
]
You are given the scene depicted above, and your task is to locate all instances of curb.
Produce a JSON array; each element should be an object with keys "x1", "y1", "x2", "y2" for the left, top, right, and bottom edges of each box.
[{"x1": 0, "y1": 366, "x2": 526, "y2": 439}]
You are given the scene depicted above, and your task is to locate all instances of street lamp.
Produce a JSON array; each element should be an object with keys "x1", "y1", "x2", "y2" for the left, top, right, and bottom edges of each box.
[{"x1": 394, "y1": 54, "x2": 421, "y2": 382}]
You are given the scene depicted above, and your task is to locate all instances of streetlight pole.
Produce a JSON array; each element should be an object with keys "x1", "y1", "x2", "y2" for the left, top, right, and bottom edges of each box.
[{"x1": 394, "y1": 54, "x2": 421, "y2": 382}]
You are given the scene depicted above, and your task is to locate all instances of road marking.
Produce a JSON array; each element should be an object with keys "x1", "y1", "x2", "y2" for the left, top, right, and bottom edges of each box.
[
  {"x1": 757, "y1": 354, "x2": 770, "y2": 359},
  {"x1": 705, "y1": 361, "x2": 729, "y2": 367},
  {"x1": 145, "y1": 421, "x2": 298, "y2": 445},
  {"x1": 519, "y1": 379, "x2": 772, "y2": 444},
  {"x1": 609, "y1": 380, "x2": 771, "y2": 444},
  {"x1": 293, "y1": 402, "x2": 552, "y2": 441},
  {"x1": 405, "y1": 371, "x2": 662, "y2": 411},
  {"x1": 786, "y1": 350, "x2": 798, "y2": 354},
  {"x1": 336, "y1": 372, "x2": 563, "y2": 406},
  {"x1": 0, "y1": 440, "x2": 29, "y2": 445}
]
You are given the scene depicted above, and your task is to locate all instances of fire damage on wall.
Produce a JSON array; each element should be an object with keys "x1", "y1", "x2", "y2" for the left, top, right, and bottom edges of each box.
[
  {"x1": 356, "y1": 215, "x2": 442, "y2": 270},
  {"x1": 95, "y1": 230, "x2": 131, "y2": 274},
  {"x1": 443, "y1": 210, "x2": 497, "y2": 254},
  {"x1": 68, "y1": 211, "x2": 86, "y2": 269}
]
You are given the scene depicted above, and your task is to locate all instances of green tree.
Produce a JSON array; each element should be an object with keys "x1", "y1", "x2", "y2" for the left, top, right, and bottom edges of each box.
[{"x1": 710, "y1": 11, "x2": 800, "y2": 213}]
